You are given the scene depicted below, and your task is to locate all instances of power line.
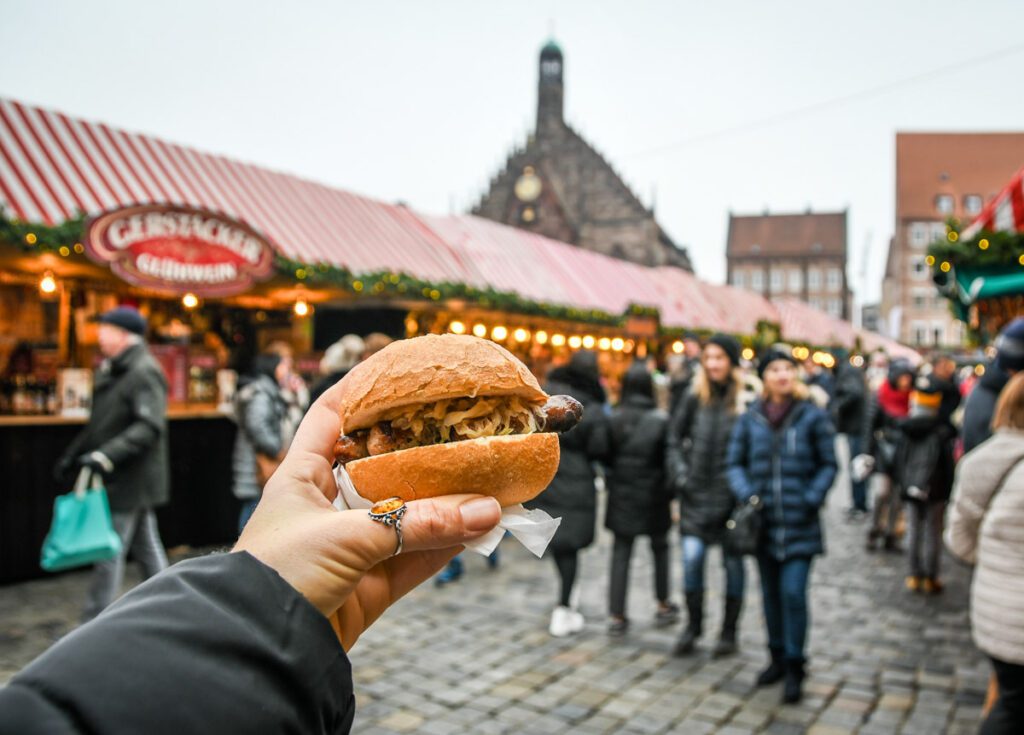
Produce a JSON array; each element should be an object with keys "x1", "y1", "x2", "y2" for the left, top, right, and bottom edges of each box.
[{"x1": 628, "y1": 42, "x2": 1024, "y2": 159}]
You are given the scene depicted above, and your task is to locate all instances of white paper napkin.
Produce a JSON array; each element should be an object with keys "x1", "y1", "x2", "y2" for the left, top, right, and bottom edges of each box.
[{"x1": 332, "y1": 464, "x2": 560, "y2": 557}]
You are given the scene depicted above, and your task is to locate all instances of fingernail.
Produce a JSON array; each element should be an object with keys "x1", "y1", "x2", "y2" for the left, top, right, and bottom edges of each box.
[{"x1": 459, "y1": 497, "x2": 501, "y2": 532}]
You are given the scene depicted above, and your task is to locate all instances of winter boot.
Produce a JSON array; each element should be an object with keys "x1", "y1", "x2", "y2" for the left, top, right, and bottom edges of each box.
[
  {"x1": 756, "y1": 647, "x2": 786, "y2": 686},
  {"x1": 782, "y1": 658, "x2": 806, "y2": 704},
  {"x1": 712, "y1": 596, "x2": 742, "y2": 658},
  {"x1": 672, "y1": 592, "x2": 703, "y2": 656}
]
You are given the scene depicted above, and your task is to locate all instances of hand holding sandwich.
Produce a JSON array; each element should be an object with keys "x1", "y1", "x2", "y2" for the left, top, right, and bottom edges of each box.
[{"x1": 234, "y1": 375, "x2": 502, "y2": 651}]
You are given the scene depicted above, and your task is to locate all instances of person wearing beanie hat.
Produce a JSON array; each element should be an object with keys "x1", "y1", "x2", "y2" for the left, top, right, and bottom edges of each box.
[
  {"x1": 963, "y1": 318, "x2": 1024, "y2": 454},
  {"x1": 858, "y1": 359, "x2": 916, "y2": 552},
  {"x1": 308, "y1": 334, "x2": 365, "y2": 406},
  {"x1": 725, "y1": 344, "x2": 837, "y2": 704},
  {"x1": 757, "y1": 349, "x2": 797, "y2": 382},
  {"x1": 667, "y1": 333, "x2": 755, "y2": 659},
  {"x1": 54, "y1": 305, "x2": 170, "y2": 622},
  {"x1": 895, "y1": 374, "x2": 955, "y2": 596}
]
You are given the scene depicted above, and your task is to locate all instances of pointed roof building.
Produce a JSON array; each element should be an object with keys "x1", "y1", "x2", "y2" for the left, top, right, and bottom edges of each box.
[{"x1": 471, "y1": 40, "x2": 692, "y2": 271}]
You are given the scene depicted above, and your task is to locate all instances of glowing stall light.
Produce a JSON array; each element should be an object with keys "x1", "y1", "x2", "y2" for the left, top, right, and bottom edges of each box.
[
  {"x1": 568, "y1": 335, "x2": 583, "y2": 349},
  {"x1": 39, "y1": 272, "x2": 57, "y2": 295},
  {"x1": 513, "y1": 328, "x2": 530, "y2": 343},
  {"x1": 181, "y1": 292, "x2": 199, "y2": 309},
  {"x1": 535, "y1": 330, "x2": 549, "y2": 345},
  {"x1": 448, "y1": 320, "x2": 466, "y2": 334},
  {"x1": 672, "y1": 340, "x2": 684, "y2": 354},
  {"x1": 472, "y1": 323, "x2": 487, "y2": 338},
  {"x1": 491, "y1": 325, "x2": 508, "y2": 341},
  {"x1": 294, "y1": 299, "x2": 310, "y2": 317},
  {"x1": 550, "y1": 333, "x2": 566, "y2": 347},
  {"x1": 611, "y1": 337, "x2": 625, "y2": 351}
]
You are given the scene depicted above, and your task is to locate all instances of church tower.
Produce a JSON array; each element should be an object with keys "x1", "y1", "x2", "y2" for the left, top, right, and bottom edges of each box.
[{"x1": 536, "y1": 40, "x2": 564, "y2": 133}]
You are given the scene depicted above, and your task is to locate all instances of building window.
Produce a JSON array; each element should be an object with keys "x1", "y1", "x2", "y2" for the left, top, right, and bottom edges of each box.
[
  {"x1": 964, "y1": 194, "x2": 983, "y2": 215},
  {"x1": 930, "y1": 222, "x2": 946, "y2": 242},
  {"x1": 751, "y1": 270, "x2": 764, "y2": 292},
  {"x1": 827, "y1": 299, "x2": 843, "y2": 317},
  {"x1": 912, "y1": 257, "x2": 929, "y2": 280},
  {"x1": 911, "y1": 320, "x2": 928, "y2": 346},
  {"x1": 935, "y1": 194, "x2": 955, "y2": 215},
  {"x1": 909, "y1": 223, "x2": 929, "y2": 247},
  {"x1": 912, "y1": 288, "x2": 931, "y2": 309},
  {"x1": 732, "y1": 270, "x2": 745, "y2": 289},
  {"x1": 807, "y1": 267, "x2": 821, "y2": 291},
  {"x1": 827, "y1": 267, "x2": 842, "y2": 292},
  {"x1": 770, "y1": 269, "x2": 783, "y2": 293},
  {"x1": 932, "y1": 321, "x2": 946, "y2": 347},
  {"x1": 788, "y1": 268, "x2": 802, "y2": 293}
]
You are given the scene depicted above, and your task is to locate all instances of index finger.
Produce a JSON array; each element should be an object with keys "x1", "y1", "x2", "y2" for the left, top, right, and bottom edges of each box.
[{"x1": 289, "y1": 379, "x2": 346, "y2": 461}]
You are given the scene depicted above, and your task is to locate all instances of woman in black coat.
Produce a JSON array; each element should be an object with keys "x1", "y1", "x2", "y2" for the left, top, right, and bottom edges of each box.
[
  {"x1": 526, "y1": 351, "x2": 609, "y2": 637},
  {"x1": 666, "y1": 334, "x2": 750, "y2": 657},
  {"x1": 603, "y1": 363, "x2": 676, "y2": 635}
]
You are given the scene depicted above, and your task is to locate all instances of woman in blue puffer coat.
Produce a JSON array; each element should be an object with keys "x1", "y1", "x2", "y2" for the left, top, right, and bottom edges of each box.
[{"x1": 726, "y1": 349, "x2": 837, "y2": 705}]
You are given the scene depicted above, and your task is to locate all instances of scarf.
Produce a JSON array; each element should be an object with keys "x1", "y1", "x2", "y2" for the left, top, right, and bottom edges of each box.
[
  {"x1": 763, "y1": 398, "x2": 794, "y2": 430},
  {"x1": 878, "y1": 380, "x2": 910, "y2": 419}
]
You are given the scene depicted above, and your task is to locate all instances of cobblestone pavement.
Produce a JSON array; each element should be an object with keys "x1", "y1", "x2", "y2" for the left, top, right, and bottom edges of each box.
[{"x1": 1, "y1": 480, "x2": 989, "y2": 734}]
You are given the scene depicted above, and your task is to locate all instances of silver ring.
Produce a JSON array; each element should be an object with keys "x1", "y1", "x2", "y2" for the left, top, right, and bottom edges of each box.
[{"x1": 368, "y1": 497, "x2": 407, "y2": 557}]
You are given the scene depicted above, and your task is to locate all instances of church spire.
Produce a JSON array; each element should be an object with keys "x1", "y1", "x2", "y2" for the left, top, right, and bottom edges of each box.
[{"x1": 536, "y1": 39, "x2": 564, "y2": 133}]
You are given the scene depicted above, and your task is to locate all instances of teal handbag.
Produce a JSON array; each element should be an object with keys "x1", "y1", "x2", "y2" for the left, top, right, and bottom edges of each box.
[{"x1": 41, "y1": 469, "x2": 123, "y2": 572}]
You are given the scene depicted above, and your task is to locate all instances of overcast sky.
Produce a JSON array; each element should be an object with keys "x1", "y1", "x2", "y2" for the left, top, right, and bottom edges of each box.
[{"x1": 3, "y1": 0, "x2": 1023, "y2": 307}]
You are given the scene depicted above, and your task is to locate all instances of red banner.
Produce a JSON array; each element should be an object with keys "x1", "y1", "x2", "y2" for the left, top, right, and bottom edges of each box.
[{"x1": 85, "y1": 204, "x2": 276, "y2": 297}]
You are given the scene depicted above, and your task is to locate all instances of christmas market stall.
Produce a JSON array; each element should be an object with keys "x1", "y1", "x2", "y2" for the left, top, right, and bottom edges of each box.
[{"x1": 930, "y1": 165, "x2": 1024, "y2": 340}]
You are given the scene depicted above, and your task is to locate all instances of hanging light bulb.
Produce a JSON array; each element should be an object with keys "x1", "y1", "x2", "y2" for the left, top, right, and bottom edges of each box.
[
  {"x1": 672, "y1": 340, "x2": 685, "y2": 354},
  {"x1": 472, "y1": 323, "x2": 487, "y2": 338},
  {"x1": 491, "y1": 325, "x2": 508, "y2": 341},
  {"x1": 598, "y1": 337, "x2": 612, "y2": 351},
  {"x1": 535, "y1": 330, "x2": 549, "y2": 345},
  {"x1": 582, "y1": 335, "x2": 596, "y2": 349},
  {"x1": 39, "y1": 271, "x2": 57, "y2": 295},
  {"x1": 611, "y1": 337, "x2": 625, "y2": 351},
  {"x1": 568, "y1": 335, "x2": 583, "y2": 349},
  {"x1": 513, "y1": 327, "x2": 530, "y2": 343},
  {"x1": 550, "y1": 333, "x2": 566, "y2": 347},
  {"x1": 294, "y1": 298, "x2": 310, "y2": 317},
  {"x1": 449, "y1": 320, "x2": 466, "y2": 334},
  {"x1": 181, "y1": 292, "x2": 199, "y2": 309}
]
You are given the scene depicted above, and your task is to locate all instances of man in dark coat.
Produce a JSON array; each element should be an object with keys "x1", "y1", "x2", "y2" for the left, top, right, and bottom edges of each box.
[
  {"x1": 603, "y1": 364, "x2": 675, "y2": 635},
  {"x1": 526, "y1": 350, "x2": 609, "y2": 637},
  {"x1": 55, "y1": 307, "x2": 169, "y2": 622},
  {"x1": 831, "y1": 350, "x2": 868, "y2": 515},
  {"x1": 962, "y1": 317, "x2": 1024, "y2": 453}
]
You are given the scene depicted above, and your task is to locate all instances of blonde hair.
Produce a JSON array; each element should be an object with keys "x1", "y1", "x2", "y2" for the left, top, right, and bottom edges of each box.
[
  {"x1": 693, "y1": 364, "x2": 746, "y2": 413},
  {"x1": 993, "y1": 372, "x2": 1024, "y2": 430}
]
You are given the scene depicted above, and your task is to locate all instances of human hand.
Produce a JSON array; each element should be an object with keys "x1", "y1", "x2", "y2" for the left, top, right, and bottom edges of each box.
[
  {"x1": 233, "y1": 383, "x2": 502, "y2": 651},
  {"x1": 851, "y1": 454, "x2": 874, "y2": 482},
  {"x1": 76, "y1": 452, "x2": 109, "y2": 476}
]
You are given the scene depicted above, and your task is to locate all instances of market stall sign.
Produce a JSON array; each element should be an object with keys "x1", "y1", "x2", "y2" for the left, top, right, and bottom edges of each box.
[{"x1": 85, "y1": 205, "x2": 276, "y2": 297}]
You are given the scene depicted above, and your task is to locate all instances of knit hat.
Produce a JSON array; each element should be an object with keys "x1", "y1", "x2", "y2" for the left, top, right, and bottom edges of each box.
[
  {"x1": 706, "y1": 333, "x2": 741, "y2": 367},
  {"x1": 94, "y1": 306, "x2": 146, "y2": 336},
  {"x1": 995, "y1": 317, "x2": 1024, "y2": 373},
  {"x1": 320, "y1": 334, "x2": 365, "y2": 375},
  {"x1": 757, "y1": 349, "x2": 797, "y2": 380},
  {"x1": 910, "y1": 375, "x2": 943, "y2": 417}
]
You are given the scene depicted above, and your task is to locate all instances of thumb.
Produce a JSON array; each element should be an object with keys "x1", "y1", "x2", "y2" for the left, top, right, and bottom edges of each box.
[{"x1": 354, "y1": 494, "x2": 502, "y2": 567}]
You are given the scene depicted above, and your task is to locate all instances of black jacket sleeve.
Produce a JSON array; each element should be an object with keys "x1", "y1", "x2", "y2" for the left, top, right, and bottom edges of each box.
[
  {"x1": 665, "y1": 392, "x2": 696, "y2": 489},
  {"x1": 95, "y1": 366, "x2": 167, "y2": 469},
  {"x1": 0, "y1": 553, "x2": 355, "y2": 735}
]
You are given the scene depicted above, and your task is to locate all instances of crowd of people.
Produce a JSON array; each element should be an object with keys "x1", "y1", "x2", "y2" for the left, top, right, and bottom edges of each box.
[{"x1": 4, "y1": 307, "x2": 1024, "y2": 732}]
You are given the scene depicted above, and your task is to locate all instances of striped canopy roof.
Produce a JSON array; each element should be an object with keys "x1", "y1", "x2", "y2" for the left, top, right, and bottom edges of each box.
[{"x1": 0, "y1": 96, "x2": 913, "y2": 355}]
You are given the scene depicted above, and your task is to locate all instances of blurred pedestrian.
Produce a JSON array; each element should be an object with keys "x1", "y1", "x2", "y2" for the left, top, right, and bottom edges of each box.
[
  {"x1": 803, "y1": 356, "x2": 835, "y2": 405},
  {"x1": 434, "y1": 547, "x2": 500, "y2": 586},
  {"x1": 727, "y1": 349, "x2": 837, "y2": 704},
  {"x1": 897, "y1": 376, "x2": 955, "y2": 594},
  {"x1": 947, "y1": 371, "x2": 1024, "y2": 734},
  {"x1": 857, "y1": 359, "x2": 916, "y2": 551},
  {"x1": 667, "y1": 333, "x2": 751, "y2": 657},
  {"x1": 54, "y1": 307, "x2": 169, "y2": 623},
  {"x1": 309, "y1": 334, "x2": 365, "y2": 405},
  {"x1": 232, "y1": 348, "x2": 291, "y2": 533},
  {"x1": 525, "y1": 350, "x2": 609, "y2": 637},
  {"x1": 962, "y1": 317, "x2": 1024, "y2": 454},
  {"x1": 266, "y1": 341, "x2": 309, "y2": 443},
  {"x1": 361, "y1": 332, "x2": 393, "y2": 360},
  {"x1": 831, "y1": 349, "x2": 868, "y2": 517},
  {"x1": 603, "y1": 363, "x2": 676, "y2": 636},
  {"x1": 930, "y1": 352, "x2": 962, "y2": 430}
]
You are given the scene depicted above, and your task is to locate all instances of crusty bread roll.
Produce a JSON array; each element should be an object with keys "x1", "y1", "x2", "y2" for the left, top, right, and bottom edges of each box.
[
  {"x1": 346, "y1": 433, "x2": 559, "y2": 506},
  {"x1": 335, "y1": 334, "x2": 559, "y2": 506},
  {"x1": 337, "y1": 333, "x2": 547, "y2": 433}
]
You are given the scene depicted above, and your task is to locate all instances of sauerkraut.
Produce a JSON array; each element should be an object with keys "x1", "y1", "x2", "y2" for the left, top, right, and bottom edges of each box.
[{"x1": 382, "y1": 396, "x2": 541, "y2": 446}]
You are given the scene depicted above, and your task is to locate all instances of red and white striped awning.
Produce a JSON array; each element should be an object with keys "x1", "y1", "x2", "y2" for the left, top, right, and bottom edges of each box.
[
  {"x1": 0, "y1": 97, "x2": 467, "y2": 282},
  {"x1": 961, "y1": 165, "x2": 1024, "y2": 240},
  {"x1": 0, "y1": 97, "x2": 918, "y2": 352}
]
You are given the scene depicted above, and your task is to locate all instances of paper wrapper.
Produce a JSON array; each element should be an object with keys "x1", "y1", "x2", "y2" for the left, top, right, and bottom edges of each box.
[{"x1": 332, "y1": 464, "x2": 560, "y2": 557}]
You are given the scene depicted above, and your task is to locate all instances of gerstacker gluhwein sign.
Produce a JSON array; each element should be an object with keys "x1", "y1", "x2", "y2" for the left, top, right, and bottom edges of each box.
[{"x1": 85, "y1": 204, "x2": 276, "y2": 297}]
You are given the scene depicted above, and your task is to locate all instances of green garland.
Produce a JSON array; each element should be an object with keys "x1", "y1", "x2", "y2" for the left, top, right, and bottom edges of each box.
[
  {"x1": 927, "y1": 219, "x2": 1024, "y2": 273},
  {"x1": 0, "y1": 209, "x2": 87, "y2": 253}
]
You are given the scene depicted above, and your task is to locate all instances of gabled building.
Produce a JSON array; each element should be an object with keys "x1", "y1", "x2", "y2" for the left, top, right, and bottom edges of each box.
[
  {"x1": 726, "y1": 210, "x2": 851, "y2": 320},
  {"x1": 472, "y1": 40, "x2": 692, "y2": 270},
  {"x1": 881, "y1": 132, "x2": 1024, "y2": 347}
]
